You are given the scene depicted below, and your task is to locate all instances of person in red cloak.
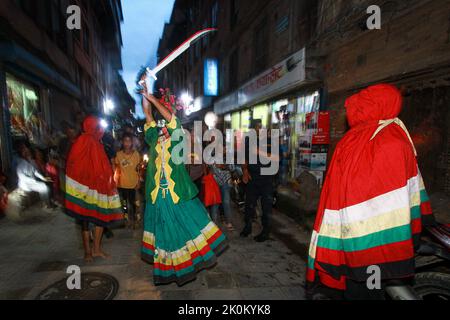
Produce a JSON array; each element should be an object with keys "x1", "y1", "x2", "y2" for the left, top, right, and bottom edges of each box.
[
  {"x1": 306, "y1": 84, "x2": 435, "y2": 300},
  {"x1": 65, "y1": 116, "x2": 123, "y2": 262}
]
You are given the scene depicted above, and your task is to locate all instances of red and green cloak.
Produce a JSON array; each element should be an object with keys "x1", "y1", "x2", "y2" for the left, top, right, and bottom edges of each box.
[{"x1": 307, "y1": 84, "x2": 434, "y2": 291}]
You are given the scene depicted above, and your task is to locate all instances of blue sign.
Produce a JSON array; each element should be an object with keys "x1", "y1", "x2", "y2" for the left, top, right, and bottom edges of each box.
[{"x1": 204, "y1": 59, "x2": 219, "y2": 96}]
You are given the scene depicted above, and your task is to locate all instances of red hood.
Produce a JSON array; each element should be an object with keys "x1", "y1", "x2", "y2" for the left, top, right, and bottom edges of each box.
[
  {"x1": 344, "y1": 84, "x2": 403, "y2": 128},
  {"x1": 83, "y1": 116, "x2": 104, "y2": 140}
]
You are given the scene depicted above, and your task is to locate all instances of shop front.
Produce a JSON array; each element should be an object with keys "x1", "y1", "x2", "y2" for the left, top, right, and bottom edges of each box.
[
  {"x1": 215, "y1": 48, "x2": 328, "y2": 189},
  {"x1": 0, "y1": 41, "x2": 82, "y2": 172},
  {"x1": 6, "y1": 73, "x2": 43, "y2": 144}
]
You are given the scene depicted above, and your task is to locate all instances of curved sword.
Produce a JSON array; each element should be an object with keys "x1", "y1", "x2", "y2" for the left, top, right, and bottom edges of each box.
[{"x1": 140, "y1": 28, "x2": 217, "y2": 85}]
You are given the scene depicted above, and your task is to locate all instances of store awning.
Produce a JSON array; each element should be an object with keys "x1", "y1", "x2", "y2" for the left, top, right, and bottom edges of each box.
[{"x1": 214, "y1": 48, "x2": 307, "y2": 115}]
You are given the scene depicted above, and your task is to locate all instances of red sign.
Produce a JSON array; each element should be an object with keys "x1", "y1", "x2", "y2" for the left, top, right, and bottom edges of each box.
[{"x1": 311, "y1": 112, "x2": 330, "y2": 145}]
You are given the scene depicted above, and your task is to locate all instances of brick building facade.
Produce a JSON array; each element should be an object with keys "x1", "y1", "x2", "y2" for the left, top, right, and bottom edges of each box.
[
  {"x1": 155, "y1": 0, "x2": 321, "y2": 125},
  {"x1": 316, "y1": 0, "x2": 450, "y2": 195},
  {"x1": 157, "y1": 0, "x2": 450, "y2": 200}
]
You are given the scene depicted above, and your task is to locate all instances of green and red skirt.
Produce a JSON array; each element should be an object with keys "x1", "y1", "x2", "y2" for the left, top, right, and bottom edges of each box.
[{"x1": 142, "y1": 186, "x2": 227, "y2": 286}]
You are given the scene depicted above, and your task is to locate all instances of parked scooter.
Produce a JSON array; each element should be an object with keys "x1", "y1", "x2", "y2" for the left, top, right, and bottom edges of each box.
[
  {"x1": 230, "y1": 165, "x2": 245, "y2": 211},
  {"x1": 310, "y1": 223, "x2": 450, "y2": 300}
]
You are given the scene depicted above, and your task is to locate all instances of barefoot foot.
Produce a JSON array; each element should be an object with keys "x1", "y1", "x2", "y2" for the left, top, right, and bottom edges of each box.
[
  {"x1": 92, "y1": 250, "x2": 110, "y2": 259},
  {"x1": 84, "y1": 254, "x2": 93, "y2": 263}
]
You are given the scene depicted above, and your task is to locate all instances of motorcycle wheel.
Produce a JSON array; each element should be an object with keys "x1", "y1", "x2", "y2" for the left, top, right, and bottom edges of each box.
[{"x1": 413, "y1": 272, "x2": 450, "y2": 301}]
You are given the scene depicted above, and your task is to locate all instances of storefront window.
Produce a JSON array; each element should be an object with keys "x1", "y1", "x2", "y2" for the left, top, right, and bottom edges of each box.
[
  {"x1": 224, "y1": 114, "x2": 232, "y2": 144},
  {"x1": 231, "y1": 112, "x2": 240, "y2": 130},
  {"x1": 297, "y1": 91, "x2": 320, "y2": 114},
  {"x1": 241, "y1": 109, "x2": 251, "y2": 132},
  {"x1": 6, "y1": 73, "x2": 41, "y2": 139},
  {"x1": 291, "y1": 91, "x2": 328, "y2": 187},
  {"x1": 252, "y1": 104, "x2": 269, "y2": 128},
  {"x1": 271, "y1": 99, "x2": 294, "y2": 183}
]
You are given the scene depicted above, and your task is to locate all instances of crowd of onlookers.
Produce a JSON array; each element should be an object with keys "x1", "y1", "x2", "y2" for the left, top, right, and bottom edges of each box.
[
  {"x1": 0, "y1": 116, "x2": 290, "y2": 240},
  {"x1": 0, "y1": 119, "x2": 147, "y2": 222},
  {"x1": 0, "y1": 119, "x2": 237, "y2": 232}
]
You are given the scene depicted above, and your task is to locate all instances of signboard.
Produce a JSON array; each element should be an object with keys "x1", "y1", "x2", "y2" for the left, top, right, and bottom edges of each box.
[
  {"x1": 204, "y1": 59, "x2": 219, "y2": 96},
  {"x1": 238, "y1": 48, "x2": 305, "y2": 106},
  {"x1": 298, "y1": 112, "x2": 330, "y2": 171},
  {"x1": 214, "y1": 48, "x2": 306, "y2": 115},
  {"x1": 311, "y1": 112, "x2": 330, "y2": 145}
]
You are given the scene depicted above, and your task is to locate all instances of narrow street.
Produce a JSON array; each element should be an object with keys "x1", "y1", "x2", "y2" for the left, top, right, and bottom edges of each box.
[
  {"x1": 1, "y1": 0, "x2": 449, "y2": 307},
  {"x1": 0, "y1": 203, "x2": 308, "y2": 300}
]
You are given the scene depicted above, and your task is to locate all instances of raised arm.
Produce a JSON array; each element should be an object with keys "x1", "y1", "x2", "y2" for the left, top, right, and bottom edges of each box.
[
  {"x1": 139, "y1": 80, "x2": 154, "y2": 125},
  {"x1": 143, "y1": 93, "x2": 173, "y2": 124},
  {"x1": 141, "y1": 94, "x2": 154, "y2": 125}
]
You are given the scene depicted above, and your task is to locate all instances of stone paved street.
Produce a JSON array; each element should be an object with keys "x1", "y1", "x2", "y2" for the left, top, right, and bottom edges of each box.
[{"x1": 0, "y1": 204, "x2": 308, "y2": 300}]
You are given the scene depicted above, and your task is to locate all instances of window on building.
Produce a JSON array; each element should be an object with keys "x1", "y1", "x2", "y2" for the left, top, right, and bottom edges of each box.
[
  {"x1": 82, "y1": 21, "x2": 90, "y2": 55},
  {"x1": 40, "y1": 0, "x2": 53, "y2": 35},
  {"x1": 253, "y1": 18, "x2": 269, "y2": 74},
  {"x1": 229, "y1": 48, "x2": 239, "y2": 90},
  {"x1": 230, "y1": 0, "x2": 239, "y2": 29},
  {"x1": 73, "y1": 27, "x2": 81, "y2": 43},
  {"x1": 212, "y1": 1, "x2": 219, "y2": 28},
  {"x1": 194, "y1": 80, "x2": 199, "y2": 97},
  {"x1": 15, "y1": 0, "x2": 38, "y2": 22},
  {"x1": 52, "y1": 0, "x2": 68, "y2": 53},
  {"x1": 75, "y1": 65, "x2": 81, "y2": 87},
  {"x1": 202, "y1": 21, "x2": 209, "y2": 49},
  {"x1": 189, "y1": 48, "x2": 194, "y2": 71},
  {"x1": 195, "y1": 41, "x2": 200, "y2": 61}
]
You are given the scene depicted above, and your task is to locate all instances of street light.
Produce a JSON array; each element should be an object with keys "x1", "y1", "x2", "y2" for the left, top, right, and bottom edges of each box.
[
  {"x1": 100, "y1": 119, "x2": 109, "y2": 129},
  {"x1": 181, "y1": 92, "x2": 193, "y2": 107},
  {"x1": 103, "y1": 98, "x2": 115, "y2": 114}
]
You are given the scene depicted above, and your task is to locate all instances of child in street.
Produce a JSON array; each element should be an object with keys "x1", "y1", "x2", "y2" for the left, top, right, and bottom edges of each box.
[
  {"x1": 113, "y1": 133, "x2": 142, "y2": 229},
  {"x1": 202, "y1": 165, "x2": 222, "y2": 225},
  {"x1": 45, "y1": 149, "x2": 62, "y2": 206},
  {"x1": 211, "y1": 163, "x2": 235, "y2": 231}
]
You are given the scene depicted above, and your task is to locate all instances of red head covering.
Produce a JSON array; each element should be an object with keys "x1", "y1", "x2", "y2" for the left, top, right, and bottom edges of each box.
[
  {"x1": 83, "y1": 116, "x2": 105, "y2": 140},
  {"x1": 66, "y1": 116, "x2": 117, "y2": 199},
  {"x1": 345, "y1": 84, "x2": 403, "y2": 127}
]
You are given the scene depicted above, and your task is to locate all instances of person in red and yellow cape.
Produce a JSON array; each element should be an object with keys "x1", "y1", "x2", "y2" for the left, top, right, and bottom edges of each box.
[
  {"x1": 138, "y1": 78, "x2": 227, "y2": 286},
  {"x1": 65, "y1": 116, "x2": 123, "y2": 262},
  {"x1": 306, "y1": 84, "x2": 435, "y2": 300}
]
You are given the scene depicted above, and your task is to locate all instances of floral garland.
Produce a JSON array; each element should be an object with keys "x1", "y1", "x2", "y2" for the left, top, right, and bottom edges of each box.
[{"x1": 158, "y1": 88, "x2": 183, "y2": 114}]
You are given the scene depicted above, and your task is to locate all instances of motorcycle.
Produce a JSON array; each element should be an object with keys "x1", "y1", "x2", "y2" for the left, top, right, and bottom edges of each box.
[
  {"x1": 310, "y1": 222, "x2": 450, "y2": 301},
  {"x1": 386, "y1": 223, "x2": 450, "y2": 300},
  {"x1": 230, "y1": 165, "x2": 245, "y2": 211}
]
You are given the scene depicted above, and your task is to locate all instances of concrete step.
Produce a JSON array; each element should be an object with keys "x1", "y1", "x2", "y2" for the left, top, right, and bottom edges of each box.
[{"x1": 271, "y1": 209, "x2": 312, "y2": 262}]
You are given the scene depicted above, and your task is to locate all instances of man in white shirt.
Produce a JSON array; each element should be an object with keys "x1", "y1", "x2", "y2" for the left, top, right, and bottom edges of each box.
[{"x1": 16, "y1": 143, "x2": 52, "y2": 208}]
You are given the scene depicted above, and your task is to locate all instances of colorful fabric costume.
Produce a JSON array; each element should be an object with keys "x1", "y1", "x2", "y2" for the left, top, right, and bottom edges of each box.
[
  {"x1": 141, "y1": 115, "x2": 227, "y2": 286},
  {"x1": 65, "y1": 116, "x2": 123, "y2": 227},
  {"x1": 202, "y1": 173, "x2": 222, "y2": 207},
  {"x1": 307, "y1": 84, "x2": 435, "y2": 291}
]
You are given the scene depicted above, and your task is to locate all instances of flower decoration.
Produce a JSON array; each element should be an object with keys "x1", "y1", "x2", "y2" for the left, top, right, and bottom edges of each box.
[{"x1": 158, "y1": 88, "x2": 184, "y2": 113}]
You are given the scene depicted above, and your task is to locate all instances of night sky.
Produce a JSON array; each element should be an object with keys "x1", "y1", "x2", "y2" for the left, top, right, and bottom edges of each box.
[{"x1": 121, "y1": 0, "x2": 175, "y2": 119}]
